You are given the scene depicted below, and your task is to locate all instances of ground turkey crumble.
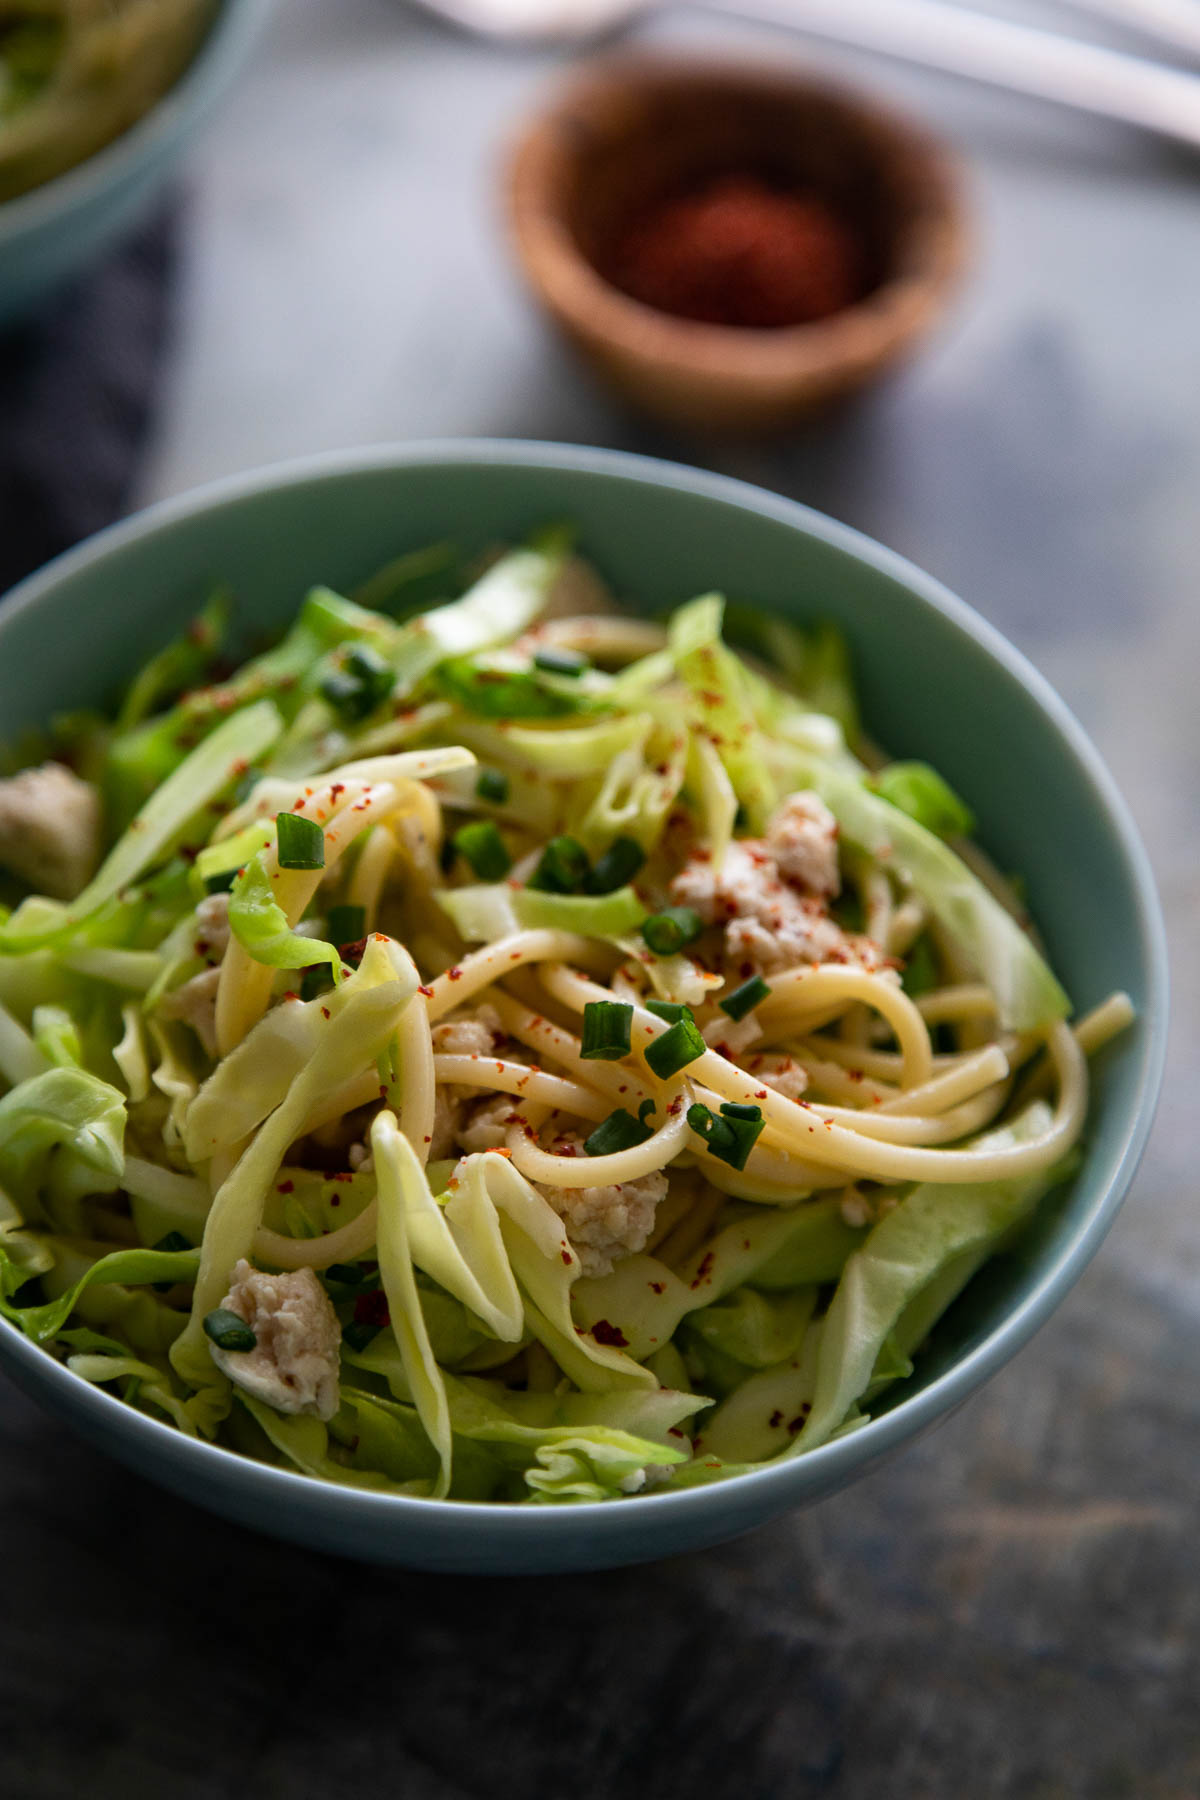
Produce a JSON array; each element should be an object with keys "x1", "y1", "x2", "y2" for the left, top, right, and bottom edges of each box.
[
  {"x1": 0, "y1": 762, "x2": 102, "y2": 900},
  {"x1": 156, "y1": 894, "x2": 231, "y2": 1056},
  {"x1": 429, "y1": 1004, "x2": 512, "y2": 1161},
  {"x1": 208, "y1": 1259, "x2": 341, "y2": 1420},
  {"x1": 430, "y1": 1006, "x2": 668, "y2": 1277},
  {"x1": 533, "y1": 1132, "x2": 668, "y2": 1279},
  {"x1": 670, "y1": 788, "x2": 886, "y2": 978}
]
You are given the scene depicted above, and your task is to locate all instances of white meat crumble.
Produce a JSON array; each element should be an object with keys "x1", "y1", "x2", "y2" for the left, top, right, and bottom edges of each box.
[
  {"x1": 533, "y1": 1132, "x2": 668, "y2": 1280},
  {"x1": 156, "y1": 894, "x2": 231, "y2": 1056},
  {"x1": 208, "y1": 1259, "x2": 341, "y2": 1421},
  {"x1": 429, "y1": 1004, "x2": 515, "y2": 1161},
  {"x1": 670, "y1": 788, "x2": 885, "y2": 978},
  {"x1": 0, "y1": 762, "x2": 102, "y2": 900}
]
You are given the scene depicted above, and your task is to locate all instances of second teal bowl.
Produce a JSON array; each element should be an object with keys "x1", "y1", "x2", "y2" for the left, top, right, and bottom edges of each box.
[
  {"x1": 0, "y1": 442, "x2": 1167, "y2": 1571},
  {"x1": 0, "y1": 0, "x2": 271, "y2": 326}
]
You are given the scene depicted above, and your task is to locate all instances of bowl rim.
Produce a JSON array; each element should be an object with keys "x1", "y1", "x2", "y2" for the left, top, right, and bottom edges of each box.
[
  {"x1": 0, "y1": 438, "x2": 1169, "y2": 1543},
  {"x1": 0, "y1": 0, "x2": 274, "y2": 246},
  {"x1": 506, "y1": 51, "x2": 969, "y2": 380}
]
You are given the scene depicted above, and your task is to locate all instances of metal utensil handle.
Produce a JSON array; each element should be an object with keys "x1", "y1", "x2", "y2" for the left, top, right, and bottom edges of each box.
[
  {"x1": 1063, "y1": 0, "x2": 1200, "y2": 63},
  {"x1": 706, "y1": 0, "x2": 1200, "y2": 150}
]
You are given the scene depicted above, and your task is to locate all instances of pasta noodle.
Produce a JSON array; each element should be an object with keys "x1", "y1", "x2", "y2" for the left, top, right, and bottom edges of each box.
[{"x1": 0, "y1": 535, "x2": 1134, "y2": 1506}]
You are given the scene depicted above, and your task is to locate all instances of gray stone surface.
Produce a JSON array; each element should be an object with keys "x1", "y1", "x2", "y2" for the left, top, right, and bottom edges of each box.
[{"x1": 3, "y1": 1, "x2": 1199, "y2": 1794}]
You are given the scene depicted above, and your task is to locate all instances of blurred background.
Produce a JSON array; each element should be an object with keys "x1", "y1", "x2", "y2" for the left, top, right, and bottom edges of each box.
[{"x1": 1, "y1": 1, "x2": 1198, "y2": 1794}]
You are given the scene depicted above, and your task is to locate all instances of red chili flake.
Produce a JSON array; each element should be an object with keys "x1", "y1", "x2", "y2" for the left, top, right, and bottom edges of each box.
[
  {"x1": 690, "y1": 1251, "x2": 715, "y2": 1290},
  {"x1": 282, "y1": 991, "x2": 299, "y2": 1003},
  {"x1": 590, "y1": 1319, "x2": 629, "y2": 1348},
  {"x1": 354, "y1": 1289, "x2": 390, "y2": 1328},
  {"x1": 321, "y1": 1006, "x2": 331, "y2": 1021},
  {"x1": 769, "y1": 1409, "x2": 784, "y2": 1429},
  {"x1": 755, "y1": 1089, "x2": 768, "y2": 1100},
  {"x1": 276, "y1": 1179, "x2": 295, "y2": 1194},
  {"x1": 194, "y1": 938, "x2": 209, "y2": 957},
  {"x1": 848, "y1": 1068, "x2": 864, "y2": 1083},
  {"x1": 417, "y1": 984, "x2": 434, "y2": 997},
  {"x1": 649, "y1": 1281, "x2": 666, "y2": 1295},
  {"x1": 292, "y1": 797, "x2": 306, "y2": 812},
  {"x1": 786, "y1": 1404, "x2": 812, "y2": 1432},
  {"x1": 667, "y1": 1427, "x2": 685, "y2": 1439},
  {"x1": 446, "y1": 966, "x2": 463, "y2": 981},
  {"x1": 378, "y1": 1085, "x2": 389, "y2": 1099},
  {"x1": 330, "y1": 1196, "x2": 340, "y2": 1208},
  {"x1": 742, "y1": 1239, "x2": 751, "y2": 1250},
  {"x1": 561, "y1": 1250, "x2": 573, "y2": 1266},
  {"x1": 329, "y1": 783, "x2": 345, "y2": 801}
]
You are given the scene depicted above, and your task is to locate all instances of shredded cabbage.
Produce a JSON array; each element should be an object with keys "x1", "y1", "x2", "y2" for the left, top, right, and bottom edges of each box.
[{"x1": 0, "y1": 527, "x2": 1121, "y2": 1508}]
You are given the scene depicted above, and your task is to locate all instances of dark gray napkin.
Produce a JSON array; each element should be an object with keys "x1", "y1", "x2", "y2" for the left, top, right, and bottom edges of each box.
[{"x1": 0, "y1": 203, "x2": 179, "y2": 598}]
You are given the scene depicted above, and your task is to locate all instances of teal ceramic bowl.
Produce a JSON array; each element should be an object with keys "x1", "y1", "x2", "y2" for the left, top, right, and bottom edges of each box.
[
  {"x1": 0, "y1": 0, "x2": 271, "y2": 327},
  {"x1": 0, "y1": 443, "x2": 1167, "y2": 1572}
]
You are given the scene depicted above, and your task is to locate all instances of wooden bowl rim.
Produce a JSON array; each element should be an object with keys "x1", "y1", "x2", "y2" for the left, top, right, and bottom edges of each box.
[{"x1": 507, "y1": 52, "x2": 969, "y2": 386}]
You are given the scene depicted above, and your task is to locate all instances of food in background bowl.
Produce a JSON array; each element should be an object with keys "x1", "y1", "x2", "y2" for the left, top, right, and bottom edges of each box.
[
  {"x1": 0, "y1": 0, "x2": 213, "y2": 204},
  {"x1": 0, "y1": 528, "x2": 1133, "y2": 1506}
]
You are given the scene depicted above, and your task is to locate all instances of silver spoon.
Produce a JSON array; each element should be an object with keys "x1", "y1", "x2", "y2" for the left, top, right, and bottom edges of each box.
[{"x1": 416, "y1": 0, "x2": 1200, "y2": 153}]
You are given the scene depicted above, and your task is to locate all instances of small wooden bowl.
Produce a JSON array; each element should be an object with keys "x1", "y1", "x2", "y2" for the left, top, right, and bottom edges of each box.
[{"x1": 507, "y1": 57, "x2": 968, "y2": 435}]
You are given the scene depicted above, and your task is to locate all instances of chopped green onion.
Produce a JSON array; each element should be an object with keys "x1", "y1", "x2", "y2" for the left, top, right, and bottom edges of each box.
[
  {"x1": 641, "y1": 907, "x2": 703, "y2": 956},
  {"x1": 644, "y1": 1008, "x2": 706, "y2": 1079},
  {"x1": 584, "y1": 836, "x2": 645, "y2": 895},
  {"x1": 453, "y1": 820, "x2": 512, "y2": 881},
  {"x1": 646, "y1": 1000, "x2": 687, "y2": 1023},
  {"x1": 438, "y1": 658, "x2": 576, "y2": 719},
  {"x1": 152, "y1": 1230, "x2": 192, "y2": 1291},
  {"x1": 583, "y1": 1107, "x2": 655, "y2": 1155},
  {"x1": 276, "y1": 811, "x2": 325, "y2": 871},
  {"x1": 533, "y1": 646, "x2": 589, "y2": 677},
  {"x1": 686, "y1": 1102, "x2": 765, "y2": 1171},
  {"x1": 327, "y1": 903, "x2": 366, "y2": 945},
  {"x1": 581, "y1": 1000, "x2": 634, "y2": 1061},
  {"x1": 203, "y1": 868, "x2": 237, "y2": 895},
  {"x1": 719, "y1": 973, "x2": 771, "y2": 1021},
  {"x1": 320, "y1": 643, "x2": 395, "y2": 722},
  {"x1": 475, "y1": 768, "x2": 510, "y2": 804},
  {"x1": 203, "y1": 1308, "x2": 257, "y2": 1353},
  {"x1": 720, "y1": 1101, "x2": 763, "y2": 1122},
  {"x1": 342, "y1": 1319, "x2": 381, "y2": 1352},
  {"x1": 528, "y1": 835, "x2": 589, "y2": 894}
]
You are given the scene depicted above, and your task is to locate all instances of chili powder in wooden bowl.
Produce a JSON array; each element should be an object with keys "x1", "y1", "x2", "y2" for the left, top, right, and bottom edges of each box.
[{"x1": 507, "y1": 57, "x2": 967, "y2": 435}]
